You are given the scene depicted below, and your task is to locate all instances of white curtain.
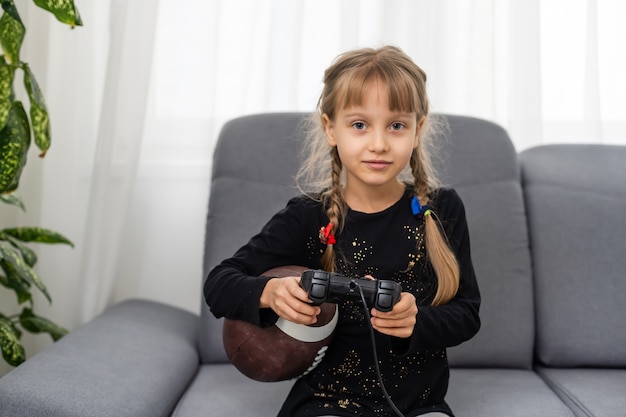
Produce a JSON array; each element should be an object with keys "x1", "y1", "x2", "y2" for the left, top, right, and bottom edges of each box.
[
  {"x1": 2, "y1": 0, "x2": 625, "y2": 367},
  {"x1": 77, "y1": 0, "x2": 160, "y2": 323}
]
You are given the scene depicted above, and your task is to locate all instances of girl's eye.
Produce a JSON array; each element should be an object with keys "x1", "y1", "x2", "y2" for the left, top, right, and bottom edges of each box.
[
  {"x1": 390, "y1": 122, "x2": 404, "y2": 131},
  {"x1": 352, "y1": 122, "x2": 366, "y2": 130}
]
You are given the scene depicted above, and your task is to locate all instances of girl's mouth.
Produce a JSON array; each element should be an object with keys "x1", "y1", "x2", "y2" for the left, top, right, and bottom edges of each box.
[{"x1": 363, "y1": 160, "x2": 391, "y2": 170}]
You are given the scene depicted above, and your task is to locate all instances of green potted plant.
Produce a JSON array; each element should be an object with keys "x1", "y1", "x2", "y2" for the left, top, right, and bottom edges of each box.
[{"x1": 0, "y1": 0, "x2": 81, "y2": 367}]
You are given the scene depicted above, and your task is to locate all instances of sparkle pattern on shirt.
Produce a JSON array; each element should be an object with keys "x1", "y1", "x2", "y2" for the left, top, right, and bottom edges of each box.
[
  {"x1": 298, "y1": 218, "x2": 444, "y2": 416},
  {"x1": 306, "y1": 236, "x2": 324, "y2": 259}
]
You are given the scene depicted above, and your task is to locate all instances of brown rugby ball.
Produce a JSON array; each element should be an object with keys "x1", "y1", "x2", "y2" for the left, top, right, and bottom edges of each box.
[{"x1": 223, "y1": 265, "x2": 337, "y2": 382}]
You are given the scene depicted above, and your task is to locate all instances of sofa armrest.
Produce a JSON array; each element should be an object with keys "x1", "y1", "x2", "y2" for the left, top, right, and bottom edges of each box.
[{"x1": 0, "y1": 299, "x2": 200, "y2": 417}]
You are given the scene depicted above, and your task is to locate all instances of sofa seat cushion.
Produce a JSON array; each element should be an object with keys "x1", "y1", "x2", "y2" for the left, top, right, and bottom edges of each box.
[
  {"x1": 172, "y1": 365, "x2": 576, "y2": 417},
  {"x1": 447, "y1": 368, "x2": 574, "y2": 417},
  {"x1": 0, "y1": 300, "x2": 199, "y2": 417},
  {"x1": 171, "y1": 364, "x2": 294, "y2": 417},
  {"x1": 536, "y1": 368, "x2": 626, "y2": 417}
]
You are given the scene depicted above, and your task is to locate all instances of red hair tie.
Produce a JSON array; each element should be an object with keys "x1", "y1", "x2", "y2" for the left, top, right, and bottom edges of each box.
[{"x1": 319, "y1": 222, "x2": 336, "y2": 245}]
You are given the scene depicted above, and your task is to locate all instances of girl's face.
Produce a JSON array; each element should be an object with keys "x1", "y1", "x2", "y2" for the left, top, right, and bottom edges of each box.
[{"x1": 323, "y1": 79, "x2": 423, "y2": 202}]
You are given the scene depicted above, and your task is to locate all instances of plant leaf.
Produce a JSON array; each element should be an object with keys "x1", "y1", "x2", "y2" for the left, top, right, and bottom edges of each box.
[
  {"x1": 1, "y1": 232, "x2": 37, "y2": 266},
  {"x1": 0, "y1": 316, "x2": 25, "y2": 366},
  {"x1": 33, "y1": 0, "x2": 82, "y2": 27},
  {"x1": 23, "y1": 65, "x2": 50, "y2": 156},
  {"x1": 0, "y1": 190, "x2": 25, "y2": 210},
  {"x1": 0, "y1": 312, "x2": 22, "y2": 339},
  {"x1": 0, "y1": 8, "x2": 25, "y2": 64},
  {"x1": 19, "y1": 308, "x2": 67, "y2": 341},
  {"x1": 0, "y1": 246, "x2": 50, "y2": 303},
  {"x1": 2, "y1": 227, "x2": 74, "y2": 247},
  {"x1": 0, "y1": 270, "x2": 32, "y2": 304},
  {"x1": 1, "y1": 0, "x2": 23, "y2": 24},
  {"x1": 0, "y1": 56, "x2": 15, "y2": 131},
  {"x1": 0, "y1": 100, "x2": 30, "y2": 194}
]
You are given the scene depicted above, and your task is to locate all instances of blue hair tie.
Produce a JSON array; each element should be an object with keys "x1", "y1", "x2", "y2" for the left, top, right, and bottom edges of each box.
[{"x1": 411, "y1": 196, "x2": 432, "y2": 217}]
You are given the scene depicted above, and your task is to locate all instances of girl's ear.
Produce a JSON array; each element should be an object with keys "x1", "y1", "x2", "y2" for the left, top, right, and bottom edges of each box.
[
  {"x1": 322, "y1": 114, "x2": 337, "y2": 146},
  {"x1": 414, "y1": 116, "x2": 426, "y2": 148}
]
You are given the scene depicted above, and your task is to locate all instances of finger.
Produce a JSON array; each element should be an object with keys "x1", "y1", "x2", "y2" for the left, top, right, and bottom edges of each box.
[
  {"x1": 373, "y1": 325, "x2": 414, "y2": 338},
  {"x1": 371, "y1": 314, "x2": 415, "y2": 329},
  {"x1": 274, "y1": 299, "x2": 320, "y2": 325},
  {"x1": 289, "y1": 276, "x2": 319, "y2": 304},
  {"x1": 371, "y1": 316, "x2": 416, "y2": 338},
  {"x1": 268, "y1": 277, "x2": 320, "y2": 320},
  {"x1": 371, "y1": 303, "x2": 414, "y2": 319},
  {"x1": 371, "y1": 320, "x2": 414, "y2": 337},
  {"x1": 277, "y1": 291, "x2": 322, "y2": 324},
  {"x1": 283, "y1": 308, "x2": 320, "y2": 325},
  {"x1": 287, "y1": 297, "x2": 321, "y2": 317}
]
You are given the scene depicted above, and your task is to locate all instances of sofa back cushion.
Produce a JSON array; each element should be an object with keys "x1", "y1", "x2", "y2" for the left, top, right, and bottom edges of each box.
[
  {"x1": 439, "y1": 116, "x2": 533, "y2": 369},
  {"x1": 521, "y1": 144, "x2": 626, "y2": 367},
  {"x1": 198, "y1": 113, "x2": 306, "y2": 363},
  {"x1": 199, "y1": 113, "x2": 534, "y2": 369}
]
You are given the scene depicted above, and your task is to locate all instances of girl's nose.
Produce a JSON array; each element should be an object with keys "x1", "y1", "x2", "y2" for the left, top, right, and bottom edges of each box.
[{"x1": 369, "y1": 129, "x2": 389, "y2": 152}]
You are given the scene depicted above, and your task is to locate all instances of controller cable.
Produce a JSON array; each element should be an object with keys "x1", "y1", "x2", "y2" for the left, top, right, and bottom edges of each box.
[{"x1": 356, "y1": 281, "x2": 405, "y2": 417}]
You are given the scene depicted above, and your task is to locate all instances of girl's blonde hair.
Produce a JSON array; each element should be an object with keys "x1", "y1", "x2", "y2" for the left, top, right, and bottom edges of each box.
[{"x1": 296, "y1": 45, "x2": 459, "y2": 306}]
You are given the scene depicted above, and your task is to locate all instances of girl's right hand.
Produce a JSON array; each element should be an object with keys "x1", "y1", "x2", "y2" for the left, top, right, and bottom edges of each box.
[{"x1": 260, "y1": 276, "x2": 321, "y2": 325}]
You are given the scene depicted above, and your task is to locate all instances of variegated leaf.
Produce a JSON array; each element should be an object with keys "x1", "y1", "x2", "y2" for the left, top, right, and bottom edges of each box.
[
  {"x1": 1, "y1": 233, "x2": 37, "y2": 266},
  {"x1": 0, "y1": 246, "x2": 50, "y2": 303},
  {"x1": 0, "y1": 312, "x2": 22, "y2": 339},
  {"x1": 0, "y1": 270, "x2": 32, "y2": 304},
  {"x1": 33, "y1": 0, "x2": 82, "y2": 27},
  {"x1": 0, "y1": 100, "x2": 30, "y2": 194},
  {"x1": 0, "y1": 9, "x2": 25, "y2": 64},
  {"x1": 2, "y1": 227, "x2": 73, "y2": 247},
  {"x1": 19, "y1": 308, "x2": 67, "y2": 341},
  {"x1": 1, "y1": 0, "x2": 23, "y2": 24},
  {"x1": 0, "y1": 316, "x2": 25, "y2": 366},
  {"x1": 23, "y1": 66, "x2": 50, "y2": 156},
  {"x1": 0, "y1": 191, "x2": 25, "y2": 211},
  {"x1": 0, "y1": 56, "x2": 15, "y2": 131}
]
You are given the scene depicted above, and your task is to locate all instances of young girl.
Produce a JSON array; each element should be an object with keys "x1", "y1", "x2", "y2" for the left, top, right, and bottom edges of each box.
[{"x1": 204, "y1": 45, "x2": 480, "y2": 417}]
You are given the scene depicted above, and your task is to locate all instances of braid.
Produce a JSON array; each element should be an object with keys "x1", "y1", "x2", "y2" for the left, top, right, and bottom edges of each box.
[
  {"x1": 320, "y1": 147, "x2": 344, "y2": 272},
  {"x1": 411, "y1": 148, "x2": 430, "y2": 199},
  {"x1": 411, "y1": 148, "x2": 460, "y2": 306}
]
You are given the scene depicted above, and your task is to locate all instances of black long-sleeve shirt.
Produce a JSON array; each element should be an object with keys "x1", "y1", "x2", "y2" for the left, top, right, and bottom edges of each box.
[{"x1": 204, "y1": 186, "x2": 480, "y2": 417}]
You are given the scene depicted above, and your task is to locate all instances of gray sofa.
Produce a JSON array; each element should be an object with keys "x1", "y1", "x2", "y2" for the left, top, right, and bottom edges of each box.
[{"x1": 0, "y1": 113, "x2": 624, "y2": 417}]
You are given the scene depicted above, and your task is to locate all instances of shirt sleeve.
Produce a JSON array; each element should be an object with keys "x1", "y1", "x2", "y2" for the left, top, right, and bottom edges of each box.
[
  {"x1": 405, "y1": 188, "x2": 481, "y2": 351},
  {"x1": 203, "y1": 196, "x2": 319, "y2": 326}
]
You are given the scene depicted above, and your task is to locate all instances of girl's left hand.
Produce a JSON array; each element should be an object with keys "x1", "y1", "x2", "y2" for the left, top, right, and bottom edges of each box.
[{"x1": 370, "y1": 292, "x2": 418, "y2": 338}]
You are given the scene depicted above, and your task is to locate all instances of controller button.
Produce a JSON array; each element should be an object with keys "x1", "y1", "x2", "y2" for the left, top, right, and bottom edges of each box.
[
  {"x1": 379, "y1": 280, "x2": 395, "y2": 290},
  {"x1": 314, "y1": 271, "x2": 329, "y2": 281},
  {"x1": 311, "y1": 283, "x2": 326, "y2": 299},
  {"x1": 377, "y1": 294, "x2": 392, "y2": 309}
]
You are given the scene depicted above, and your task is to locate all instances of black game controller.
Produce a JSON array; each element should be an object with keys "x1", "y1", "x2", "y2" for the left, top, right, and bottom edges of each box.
[{"x1": 300, "y1": 270, "x2": 402, "y2": 312}]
